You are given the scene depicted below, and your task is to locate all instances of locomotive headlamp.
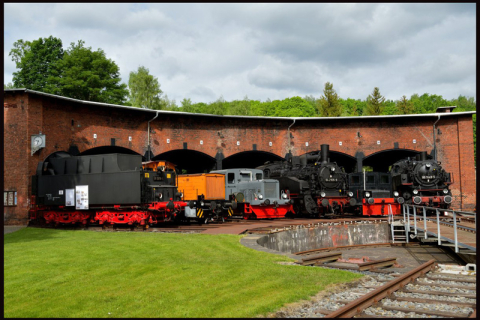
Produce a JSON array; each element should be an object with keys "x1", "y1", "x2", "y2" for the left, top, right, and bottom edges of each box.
[
  {"x1": 413, "y1": 189, "x2": 419, "y2": 195},
  {"x1": 393, "y1": 191, "x2": 399, "y2": 197},
  {"x1": 158, "y1": 193, "x2": 163, "y2": 199},
  {"x1": 426, "y1": 163, "x2": 431, "y2": 168},
  {"x1": 282, "y1": 193, "x2": 288, "y2": 199},
  {"x1": 444, "y1": 195, "x2": 452, "y2": 204},
  {"x1": 331, "y1": 167, "x2": 335, "y2": 172},
  {"x1": 258, "y1": 194, "x2": 263, "y2": 200},
  {"x1": 364, "y1": 192, "x2": 371, "y2": 198},
  {"x1": 443, "y1": 189, "x2": 448, "y2": 194},
  {"x1": 200, "y1": 201, "x2": 205, "y2": 206},
  {"x1": 348, "y1": 191, "x2": 353, "y2": 197},
  {"x1": 320, "y1": 192, "x2": 326, "y2": 197}
]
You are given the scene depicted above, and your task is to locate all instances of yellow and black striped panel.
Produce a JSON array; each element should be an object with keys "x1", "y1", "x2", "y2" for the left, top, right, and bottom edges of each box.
[
  {"x1": 196, "y1": 208, "x2": 204, "y2": 218},
  {"x1": 228, "y1": 207, "x2": 234, "y2": 216}
]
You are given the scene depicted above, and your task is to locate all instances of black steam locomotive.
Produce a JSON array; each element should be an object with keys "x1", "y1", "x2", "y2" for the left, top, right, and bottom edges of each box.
[
  {"x1": 389, "y1": 151, "x2": 453, "y2": 208},
  {"x1": 257, "y1": 144, "x2": 356, "y2": 217},
  {"x1": 29, "y1": 153, "x2": 187, "y2": 227}
]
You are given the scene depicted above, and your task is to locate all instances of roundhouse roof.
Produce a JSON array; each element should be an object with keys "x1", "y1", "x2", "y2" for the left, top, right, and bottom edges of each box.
[{"x1": 4, "y1": 88, "x2": 475, "y2": 121}]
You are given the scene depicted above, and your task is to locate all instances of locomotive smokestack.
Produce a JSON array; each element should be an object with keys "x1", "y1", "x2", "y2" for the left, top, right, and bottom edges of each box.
[{"x1": 321, "y1": 144, "x2": 329, "y2": 164}]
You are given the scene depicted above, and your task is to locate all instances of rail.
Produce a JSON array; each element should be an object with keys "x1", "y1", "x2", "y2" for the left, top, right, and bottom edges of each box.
[
  {"x1": 325, "y1": 259, "x2": 436, "y2": 318},
  {"x1": 402, "y1": 204, "x2": 476, "y2": 253}
]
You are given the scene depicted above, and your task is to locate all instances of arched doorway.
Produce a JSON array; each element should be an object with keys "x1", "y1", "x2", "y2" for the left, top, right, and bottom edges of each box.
[
  {"x1": 153, "y1": 149, "x2": 216, "y2": 174},
  {"x1": 222, "y1": 151, "x2": 285, "y2": 169}
]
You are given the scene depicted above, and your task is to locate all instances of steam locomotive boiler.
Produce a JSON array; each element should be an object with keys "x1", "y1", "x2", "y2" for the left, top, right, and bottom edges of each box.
[
  {"x1": 389, "y1": 151, "x2": 453, "y2": 208},
  {"x1": 29, "y1": 153, "x2": 187, "y2": 227},
  {"x1": 257, "y1": 144, "x2": 356, "y2": 217}
]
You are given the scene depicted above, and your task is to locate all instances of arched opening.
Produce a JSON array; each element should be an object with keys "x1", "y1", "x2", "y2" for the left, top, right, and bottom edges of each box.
[
  {"x1": 302, "y1": 149, "x2": 357, "y2": 173},
  {"x1": 363, "y1": 149, "x2": 426, "y2": 172},
  {"x1": 43, "y1": 151, "x2": 72, "y2": 162},
  {"x1": 153, "y1": 150, "x2": 216, "y2": 174},
  {"x1": 222, "y1": 151, "x2": 285, "y2": 169},
  {"x1": 78, "y1": 146, "x2": 143, "y2": 159}
]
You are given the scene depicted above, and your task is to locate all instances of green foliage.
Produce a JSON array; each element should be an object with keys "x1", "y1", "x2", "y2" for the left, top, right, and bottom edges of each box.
[
  {"x1": 50, "y1": 40, "x2": 128, "y2": 104},
  {"x1": 4, "y1": 83, "x2": 15, "y2": 89},
  {"x1": 410, "y1": 93, "x2": 449, "y2": 113},
  {"x1": 273, "y1": 96, "x2": 316, "y2": 117},
  {"x1": 364, "y1": 87, "x2": 386, "y2": 115},
  {"x1": 452, "y1": 95, "x2": 476, "y2": 165},
  {"x1": 128, "y1": 66, "x2": 163, "y2": 109},
  {"x1": 9, "y1": 36, "x2": 64, "y2": 92},
  {"x1": 317, "y1": 82, "x2": 342, "y2": 117},
  {"x1": 303, "y1": 95, "x2": 318, "y2": 115},
  {"x1": 250, "y1": 99, "x2": 274, "y2": 117},
  {"x1": 9, "y1": 37, "x2": 128, "y2": 104},
  {"x1": 4, "y1": 228, "x2": 361, "y2": 318},
  {"x1": 382, "y1": 99, "x2": 398, "y2": 115},
  {"x1": 226, "y1": 95, "x2": 252, "y2": 116},
  {"x1": 339, "y1": 98, "x2": 365, "y2": 116},
  {"x1": 159, "y1": 94, "x2": 179, "y2": 111},
  {"x1": 396, "y1": 95, "x2": 414, "y2": 114}
]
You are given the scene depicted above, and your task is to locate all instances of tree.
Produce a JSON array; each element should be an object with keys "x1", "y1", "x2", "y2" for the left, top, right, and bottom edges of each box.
[
  {"x1": 339, "y1": 98, "x2": 363, "y2": 116},
  {"x1": 128, "y1": 66, "x2": 163, "y2": 109},
  {"x1": 397, "y1": 95, "x2": 414, "y2": 114},
  {"x1": 227, "y1": 95, "x2": 251, "y2": 115},
  {"x1": 180, "y1": 98, "x2": 194, "y2": 112},
  {"x1": 303, "y1": 95, "x2": 318, "y2": 115},
  {"x1": 207, "y1": 96, "x2": 228, "y2": 115},
  {"x1": 364, "y1": 87, "x2": 386, "y2": 115},
  {"x1": 317, "y1": 82, "x2": 342, "y2": 117},
  {"x1": 4, "y1": 83, "x2": 15, "y2": 89},
  {"x1": 50, "y1": 40, "x2": 128, "y2": 104},
  {"x1": 9, "y1": 36, "x2": 64, "y2": 92},
  {"x1": 159, "y1": 94, "x2": 178, "y2": 111},
  {"x1": 273, "y1": 96, "x2": 316, "y2": 117}
]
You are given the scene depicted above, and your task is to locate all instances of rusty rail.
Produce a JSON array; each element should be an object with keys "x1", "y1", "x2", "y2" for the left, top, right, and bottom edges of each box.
[
  {"x1": 294, "y1": 243, "x2": 392, "y2": 256},
  {"x1": 324, "y1": 259, "x2": 436, "y2": 318},
  {"x1": 357, "y1": 257, "x2": 397, "y2": 271},
  {"x1": 296, "y1": 252, "x2": 342, "y2": 266}
]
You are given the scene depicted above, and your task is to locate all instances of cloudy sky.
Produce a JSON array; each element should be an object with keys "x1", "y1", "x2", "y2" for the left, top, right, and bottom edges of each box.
[{"x1": 4, "y1": 3, "x2": 476, "y2": 104}]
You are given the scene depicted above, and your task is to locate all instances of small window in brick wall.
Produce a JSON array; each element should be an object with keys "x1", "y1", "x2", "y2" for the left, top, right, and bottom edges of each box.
[{"x1": 4, "y1": 191, "x2": 17, "y2": 207}]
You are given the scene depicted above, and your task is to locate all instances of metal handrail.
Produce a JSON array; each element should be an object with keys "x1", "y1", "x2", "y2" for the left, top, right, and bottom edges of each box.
[{"x1": 402, "y1": 204, "x2": 476, "y2": 253}]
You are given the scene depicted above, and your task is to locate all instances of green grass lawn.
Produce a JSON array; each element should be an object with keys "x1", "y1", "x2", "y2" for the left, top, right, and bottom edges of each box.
[{"x1": 4, "y1": 228, "x2": 362, "y2": 318}]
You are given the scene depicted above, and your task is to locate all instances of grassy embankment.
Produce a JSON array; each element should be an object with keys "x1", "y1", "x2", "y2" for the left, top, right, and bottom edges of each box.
[{"x1": 4, "y1": 228, "x2": 362, "y2": 318}]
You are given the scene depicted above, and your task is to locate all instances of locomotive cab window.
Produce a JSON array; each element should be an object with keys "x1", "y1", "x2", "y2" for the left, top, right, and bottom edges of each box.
[
  {"x1": 380, "y1": 174, "x2": 389, "y2": 184},
  {"x1": 227, "y1": 173, "x2": 235, "y2": 184},
  {"x1": 255, "y1": 173, "x2": 262, "y2": 180},
  {"x1": 350, "y1": 176, "x2": 360, "y2": 185},
  {"x1": 366, "y1": 175, "x2": 375, "y2": 184}
]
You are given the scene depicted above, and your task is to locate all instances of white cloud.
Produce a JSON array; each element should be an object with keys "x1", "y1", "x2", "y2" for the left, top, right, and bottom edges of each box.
[{"x1": 3, "y1": 3, "x2": 476, "y2": 102}]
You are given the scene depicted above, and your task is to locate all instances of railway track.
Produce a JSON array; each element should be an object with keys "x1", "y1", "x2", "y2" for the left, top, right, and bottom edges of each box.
[{"x1": 317, "y1": 260, "x2": 476, "y2": 318}]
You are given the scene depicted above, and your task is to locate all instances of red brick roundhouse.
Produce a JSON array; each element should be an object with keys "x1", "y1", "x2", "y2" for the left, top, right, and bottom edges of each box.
[{"x1": 3, "y1": 89, "x2": 476, "y2": 224}]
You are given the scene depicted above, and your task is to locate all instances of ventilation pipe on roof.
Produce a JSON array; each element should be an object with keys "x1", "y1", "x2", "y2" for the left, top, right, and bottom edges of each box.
[
  {"x1": 287, "y1": 119, "x2": 296, "y2": 154},
  {"x1": 433, "y1": 115, "x2": 441, "y2": 161},
  {"x1": 147, "y1": 111, "x2": 159, "y2": 161}
]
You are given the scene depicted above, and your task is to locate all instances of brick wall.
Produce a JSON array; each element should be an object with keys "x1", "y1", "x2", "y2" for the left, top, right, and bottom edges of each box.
[{"x1": 3, "y1": 90, "x2": 476, "y2": 223}]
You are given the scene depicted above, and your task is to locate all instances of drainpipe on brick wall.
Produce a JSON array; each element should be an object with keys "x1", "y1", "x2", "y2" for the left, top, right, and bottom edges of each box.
[
  {"x1": 433, "y1": 115, "x2": 441, "y2": 161},
  {"x1": 147, "y1": 111, "x2": 159, "y2": 161},
  {"x1": 287, "y1": 119, "x2": 296, "y2": 154}
]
